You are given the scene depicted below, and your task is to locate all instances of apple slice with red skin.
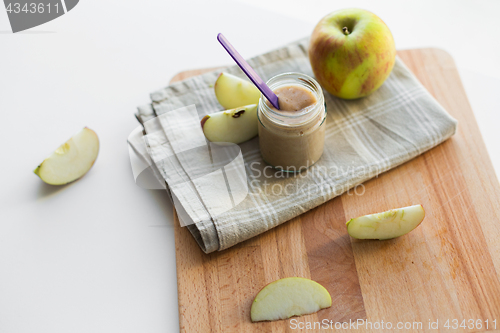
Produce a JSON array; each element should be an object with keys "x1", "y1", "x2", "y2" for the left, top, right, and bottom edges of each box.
[
  {"x1": 214, "y1": 72, "x2": 261, "y2": 109},
  {"x1": 346, "y1": 205, "x2": 425, "y2": 240},
  {"x1": 201, "y1": 104, "x2": 258, "y2": 144},
  {"x1": 34, "y1": 127, "x2": 99, "y2": 185},
  {"x1": 250, "y1": 277, "x2": 332, "y2": 322}
]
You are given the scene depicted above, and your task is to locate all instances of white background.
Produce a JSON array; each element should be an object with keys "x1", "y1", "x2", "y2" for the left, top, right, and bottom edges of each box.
[{"x1": 1, "y1": 1, "x2": 499, "y2": 332}]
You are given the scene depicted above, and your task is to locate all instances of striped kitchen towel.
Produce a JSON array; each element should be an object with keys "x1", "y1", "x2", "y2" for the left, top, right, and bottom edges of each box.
[{"x1": 130, "y1": 37, "x2": 457, "y2": 253}]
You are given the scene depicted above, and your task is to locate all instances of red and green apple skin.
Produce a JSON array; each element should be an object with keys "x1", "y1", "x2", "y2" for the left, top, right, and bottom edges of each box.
[{"x1": 309, "y1": 8, "x2": 396, "y2": 99}]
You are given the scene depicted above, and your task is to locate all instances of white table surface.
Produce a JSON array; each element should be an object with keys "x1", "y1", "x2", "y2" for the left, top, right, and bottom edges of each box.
[{"x1": 1, "y1": 0, "x2": 499, "y2": 332}]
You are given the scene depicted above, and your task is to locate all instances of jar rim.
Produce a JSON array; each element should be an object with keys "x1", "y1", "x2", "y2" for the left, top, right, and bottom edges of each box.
[{"x1": 259, "y1": 72, "x2": 324, "y2": 120}]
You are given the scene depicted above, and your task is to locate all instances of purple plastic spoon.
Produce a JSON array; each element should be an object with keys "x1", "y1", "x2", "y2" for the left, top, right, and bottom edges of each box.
[{"x1": 217, "y1": 33, "x2": 280, "y2": 110}]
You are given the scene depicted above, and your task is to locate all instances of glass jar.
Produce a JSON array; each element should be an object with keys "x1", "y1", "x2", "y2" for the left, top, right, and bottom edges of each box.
[{"x1": 258, "y1": 72, "x2": 326, "y2": 172}]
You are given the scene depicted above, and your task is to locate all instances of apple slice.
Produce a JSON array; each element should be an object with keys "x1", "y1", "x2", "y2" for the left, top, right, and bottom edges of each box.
[
  {"x1": 201, "y1": 104, "x2": 258, "y2": 144},
  {"x1": 34, "y1": 127, "x2": 100, "y2": 185},
  {"x1": 214, "y1": 72, "x2": 261, "y2": 109},
  {"x1": 346, "y1": 205, "x2": 425, "y2": 240},
  {"x1": 250, "y1": 277, "x2": 332, "y2": 322}
]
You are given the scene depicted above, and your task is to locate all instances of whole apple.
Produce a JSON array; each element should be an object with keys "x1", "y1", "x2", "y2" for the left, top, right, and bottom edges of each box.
[{"x1": 309, "y1": 9, "x2": 396, "y2": 99}]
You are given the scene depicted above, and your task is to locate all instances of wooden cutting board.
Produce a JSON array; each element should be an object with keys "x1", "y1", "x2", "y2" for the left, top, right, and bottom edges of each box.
[{"x1": 170, "y1": 48, "x2": 500, "y2": 333}]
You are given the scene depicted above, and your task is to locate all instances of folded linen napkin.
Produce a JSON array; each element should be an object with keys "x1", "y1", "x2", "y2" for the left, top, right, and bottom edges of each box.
[{"x1": 132, "y1": 37, "x2": 457, "y2": 253}]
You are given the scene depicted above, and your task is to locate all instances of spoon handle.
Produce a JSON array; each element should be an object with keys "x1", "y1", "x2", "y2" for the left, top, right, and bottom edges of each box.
[{"x1": 217, "y1": 33, "x2": 280, "y2": 110}]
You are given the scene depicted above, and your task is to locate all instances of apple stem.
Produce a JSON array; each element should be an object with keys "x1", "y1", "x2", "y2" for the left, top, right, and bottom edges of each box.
[{"x1": 342, "y1": 27, "x2": 350, "y2": 35}]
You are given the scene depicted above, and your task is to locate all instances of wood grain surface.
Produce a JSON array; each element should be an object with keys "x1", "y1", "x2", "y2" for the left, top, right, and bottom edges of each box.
[{"x1": 170, "y1": 48, "x2": 500, "y2": 333}]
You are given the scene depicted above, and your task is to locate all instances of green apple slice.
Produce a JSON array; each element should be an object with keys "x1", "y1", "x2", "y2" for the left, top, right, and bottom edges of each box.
[
  {"x1": 34, "y1": 127, "x2": 100, "y2": 185},
  {"x1": 250, "y1": 277, "x2": 332, "y2": 322},
  {"x1": 201, "y1": 104, "x2": 257, "y2": 144},
  {"x1": 214, "y1": 72, "x2": 261, "y2": 109},
  {"x1": 346, "y1": 205, "x2": 425, "y2": 240}
]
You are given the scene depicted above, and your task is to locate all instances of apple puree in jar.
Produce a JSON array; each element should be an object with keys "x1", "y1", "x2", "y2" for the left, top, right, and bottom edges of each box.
[
  {"x1": 268, "y1": 85, "x2": 317, "y2": 113},
  {"x1": 258, "y1": 73, "x2": 326, "y2": 172}
]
